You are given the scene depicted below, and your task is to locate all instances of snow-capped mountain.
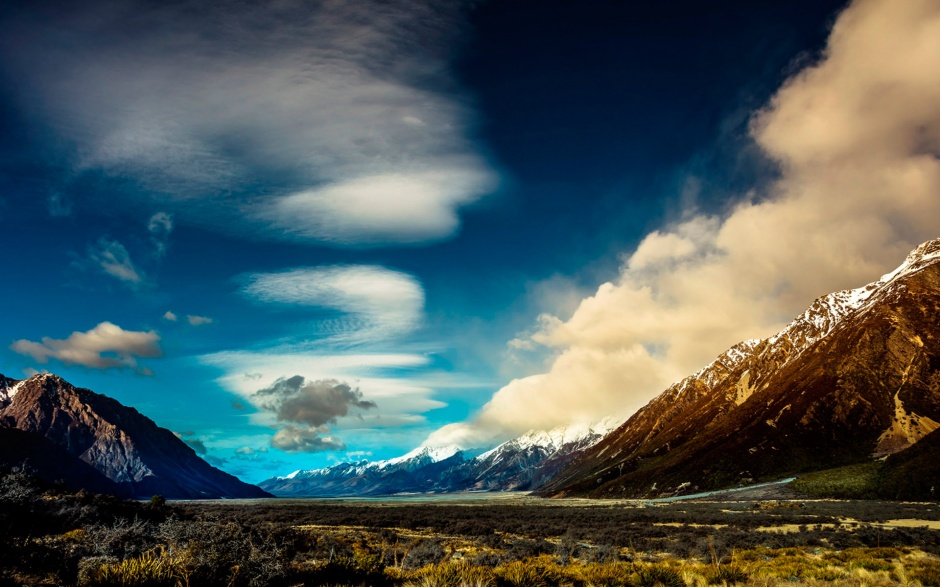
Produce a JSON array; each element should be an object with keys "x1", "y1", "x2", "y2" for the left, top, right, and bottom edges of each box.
[
  {"x1": 539, "y1": 239, "x2": 940, "y2": 498},
  {"x1": 260, "y1": 443, "x2": 473, "y2": 496},
  {"x1": 260, "y1": 419, "x2": 617, "y2": 496}
]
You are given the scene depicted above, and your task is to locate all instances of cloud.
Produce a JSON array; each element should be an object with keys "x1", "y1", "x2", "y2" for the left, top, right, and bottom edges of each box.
[
  {"x1": 428, "y1": 0, "x2": 940, "y2": 447},
  {"x1": 47, "y1": 192, "x2": 72, "y2": 217},
  {"x1": 256, "y1": 376, "x2": 377, "y2": 427},
  {"x1": 270, "y1": 425, "x2": 347, "y2": 453},
  {"x1": 251, "y1": 375, "x2": 376, "y2": 454},
  {"x1": 148, "y1": 212, "x2": 173, "y2": 258},
  {"x1": 183, "y1": 438, "x2": 207, "y2": 455},
  {"x1": 0, "y1": 0, "x2": 497, "y2": 246},
  {"x1": 87, "y1": 238, "x2": 144, "y2": 286},
  {"x1": 187, "y1": 315, "x2": 213, "y2": 326},
  {"x1": 11, "y1": 321, "x2": 162, "y2": 374},
  {"x1": 163, "y1": 311, "x2": 178, "y2": 322},
  {"x1": 201, "y1": 350, "x2": 450, "y2": 454},
  {"x1": 242, "y1": 265, "x2": 424, "y2": 345}
]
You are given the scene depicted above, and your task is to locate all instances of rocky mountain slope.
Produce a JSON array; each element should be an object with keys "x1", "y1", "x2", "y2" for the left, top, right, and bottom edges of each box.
[
  {"x1": 260, "y1": 420, "x2": 615, "y2": 496},
  {"x1": 0, "y1": 373, "x2": 271, "y2": 499},
  {"x1": 538, "y1": 239, "x2": 940, "y2": 498}
]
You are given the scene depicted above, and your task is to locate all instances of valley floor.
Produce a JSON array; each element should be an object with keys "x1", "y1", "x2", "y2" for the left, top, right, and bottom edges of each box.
[{"x1": 4, "y1": 467, "x2": 940, "y2": 586}]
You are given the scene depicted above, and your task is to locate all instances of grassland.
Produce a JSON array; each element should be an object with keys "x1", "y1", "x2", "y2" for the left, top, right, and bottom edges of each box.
[{"x1": 3, "y1": 467, "x2": 940, "y2": 587}]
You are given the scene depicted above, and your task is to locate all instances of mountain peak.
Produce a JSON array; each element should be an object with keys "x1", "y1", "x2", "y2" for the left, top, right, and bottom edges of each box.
[
  {"x1": 539, "y1": 239, "x2": 940, "y2": 498},
  {"x1": 0, "y1": 372, "x2": 270, "y2": 499}
]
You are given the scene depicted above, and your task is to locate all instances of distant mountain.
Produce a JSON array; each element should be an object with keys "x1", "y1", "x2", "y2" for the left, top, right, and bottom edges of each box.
[
  {"x1": 0, "y1": 373, "x2": 271, "y2": 499},
  {"x1": 260, "y1": 445, "x2": 472, "y2": 496},
  {"x1": 538, "y1": 239, "x2": 940, "y2": 498},
  {"x1": 260, "y1": 420, "x2": 616, "y2": 496}
]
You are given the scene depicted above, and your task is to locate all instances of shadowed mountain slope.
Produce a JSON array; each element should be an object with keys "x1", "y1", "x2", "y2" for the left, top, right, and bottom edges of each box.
[
  {"x1": 539, "y1": 239, "x2": 940, "y2": 498},
  {"x1": 0, "y1": 373, "x2": 270, "y2": 499}
]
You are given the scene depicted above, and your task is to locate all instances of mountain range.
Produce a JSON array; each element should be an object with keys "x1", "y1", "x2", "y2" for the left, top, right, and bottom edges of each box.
[
  {"x1": 259, "y1": 420, "x2": 616, "y2": 496},
  {"x1": 3, "y1": 239, "x2": 939, "y2": 501},
  {"x1": 263, "y1": 239, "x2": 940, "y2": 500},
  {"x1": 0, "y1": 373, "x2": 270, "y2": 499}
]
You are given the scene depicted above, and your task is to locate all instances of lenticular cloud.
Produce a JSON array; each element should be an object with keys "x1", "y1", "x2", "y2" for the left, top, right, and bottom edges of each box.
[{"x1": 0, "y1": 0, "x2": 497, "y2": 246}]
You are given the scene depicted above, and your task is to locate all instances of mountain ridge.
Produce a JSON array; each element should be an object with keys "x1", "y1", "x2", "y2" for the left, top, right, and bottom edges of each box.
[
  {"x1": 537, "y1": 238, "x2": 940, "y2": 498},
  {"x1": 0, "y1": 372, "x2": 271, "y2": 499}
]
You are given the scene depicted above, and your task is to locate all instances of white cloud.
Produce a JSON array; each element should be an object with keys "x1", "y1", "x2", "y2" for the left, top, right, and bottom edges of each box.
[
  {"x1": 187, "y1": 315, "x2": 213, "y2": 326},
  {"x1": 271, "y1": 425, "x2": 346, "y2": 453},
  {"x1": 242, "y1": 265, "x2": 424, "y2": 345},
  {"x1": 148, "y1": 211, "x2": 174, "y2": 258},
  {"x1": 200, "y1": 350, "x2": 447, "y2": 445},
  {"x1": 87, "y1": 237, "x2": 143, "y2": 285},
  {"x1": 10, "y1": 321, "x2": 162, "y2": 375},
  {"x1": 1, "y1": 0, "x2": 497, "y2": 246},
  {"x1": 427, "y1": 0, "x2": 940, "y2": 448},
  {"x1": 163, "y1": 311, "x2": 178, "y2": 322}
]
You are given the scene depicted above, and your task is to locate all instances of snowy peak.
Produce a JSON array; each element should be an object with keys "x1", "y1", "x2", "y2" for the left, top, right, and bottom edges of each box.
[
  {"x1": 476, "y1": 419, "x2": 616, "y2": 462},
  {"x1": 0, "y1": 374, "x2": 23, "y2": 406},
  {"x1": 379, "y1": 444, "x2": 465, "y2": 470},
  {"x1": 539, "y1": 239, "x2": 940, "y2": 498}
]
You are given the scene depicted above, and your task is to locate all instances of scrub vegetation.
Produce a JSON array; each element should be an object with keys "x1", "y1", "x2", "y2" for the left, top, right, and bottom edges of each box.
[{"x1": 3, "y1": 467, "x2": 940, "y2": 587}]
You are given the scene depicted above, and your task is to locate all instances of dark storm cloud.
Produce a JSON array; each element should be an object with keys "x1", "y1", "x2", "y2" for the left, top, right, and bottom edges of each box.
[{"x1": 255, "y1": 376, "x2": 376, "y2": 427}]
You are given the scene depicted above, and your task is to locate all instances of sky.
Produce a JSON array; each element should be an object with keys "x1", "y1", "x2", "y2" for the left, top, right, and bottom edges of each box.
[{"x1": 1, "y1": 0, "x2": 938, "y2": 483}]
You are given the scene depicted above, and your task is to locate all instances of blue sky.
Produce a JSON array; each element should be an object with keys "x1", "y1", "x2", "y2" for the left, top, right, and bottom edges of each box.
[{"x1": 2, "y1": 0, "x2": 939, "y2": 483}]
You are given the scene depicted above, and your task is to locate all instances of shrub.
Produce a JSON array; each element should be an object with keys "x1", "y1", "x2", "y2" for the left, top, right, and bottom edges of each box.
[
  {"x1": 403, "y1": 539, "x2": 448, "y2": 570},
  {"x1": 78, "y1": 550, "x2": 178, "y2": 587},
  {"x1": 415, "y1": 560, "x2": 496, "y2": 587},
  {"x1": 705, "y1": 565, "x2": 749, "y2": 585},
  {"x1": 494, "y1": 560, "x2": 549, "y2": 587},
  {"x1": 635, "y1": 565, "x2": 684, "y2": 587}
]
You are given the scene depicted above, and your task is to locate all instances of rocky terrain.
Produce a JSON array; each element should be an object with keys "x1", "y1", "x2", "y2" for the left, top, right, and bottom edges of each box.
[
  {"x1": 0, "y1": 373, "x2": 270, "y2": 499},
  {"x1": 538, "y1": 239, "x2": 940, "y2": 498}
]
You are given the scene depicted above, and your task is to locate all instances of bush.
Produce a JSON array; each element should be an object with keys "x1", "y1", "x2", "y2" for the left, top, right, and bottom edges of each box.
[
  {"x1": 416, "y1": 560, "x2": 496, "y2": 587},
  {"x1": 403, "y1": 539, "x2": 448, "y2": 570},
  {"x1": 78, "y1": 550, "x2": 178, "y2": 587},
  {"x1": 635, "y1": 565, "x2": 684, "y2": 587}
]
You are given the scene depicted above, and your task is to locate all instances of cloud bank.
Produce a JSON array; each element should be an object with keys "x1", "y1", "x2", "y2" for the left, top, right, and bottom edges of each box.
[
  {"x1": 11, "y1": 322, "x2": 162, "y2": 375},
  {"x1": 0, "y1": 0, "x2": 496, "y2": 246},
  {"x1": 428, "y1": 0, "x2": 940, "y2": 447}
]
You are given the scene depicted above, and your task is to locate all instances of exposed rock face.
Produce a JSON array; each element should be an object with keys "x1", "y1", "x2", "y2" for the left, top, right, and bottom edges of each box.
[
  {"x1": 539, "y1": 239, "x2": 940, "y2": 498},
  {"x1": 0, "y1": 373, "x2": 271, "y2": 499}
]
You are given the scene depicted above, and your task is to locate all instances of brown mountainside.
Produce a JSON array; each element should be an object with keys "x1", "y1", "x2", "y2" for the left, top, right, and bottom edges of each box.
[
  {"x1": 538, "y1": 239, "x2": 940, "y2": 498},
  {"x1": 0, "y1": 373, "x2": 270, "y2": 499}
]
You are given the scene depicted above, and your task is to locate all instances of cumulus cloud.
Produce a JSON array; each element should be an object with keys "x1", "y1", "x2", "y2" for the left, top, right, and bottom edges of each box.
[
  {"x1": 428, "y1": 0, "x2": 940, "y2": 448},
  {"x1": 242, "y1": 265, "x2": 424, "y2": 345},
  {"x1": 187, "y1": 315, "x2": 213, "y2": 326},
  {"x1": 11, "y1": 321, "x2": 162, "y2": 375},
  {"x1": 251, "y1": 376, "x2": 376, "y2": 453},
  {"x1": 87, "y1": 238, "x2": 144, "y2": 286},
  {"x1": 163, "y1": 311, "x2": 178, "y2": 322},
  {"x1": 271, "y1": 425, "x2": 347, "y2": 453},
  {"x1": 0, "y1": 0, "x2": 496, "y2": 246},
  {"x1": 256, "y1": 377, "x2": 377, "y2": 427}
]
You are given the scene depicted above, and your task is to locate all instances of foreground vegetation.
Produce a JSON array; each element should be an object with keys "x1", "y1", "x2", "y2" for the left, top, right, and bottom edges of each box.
[{"x1": 3, "y1": 467, "x2": 940, "y2": 587}]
